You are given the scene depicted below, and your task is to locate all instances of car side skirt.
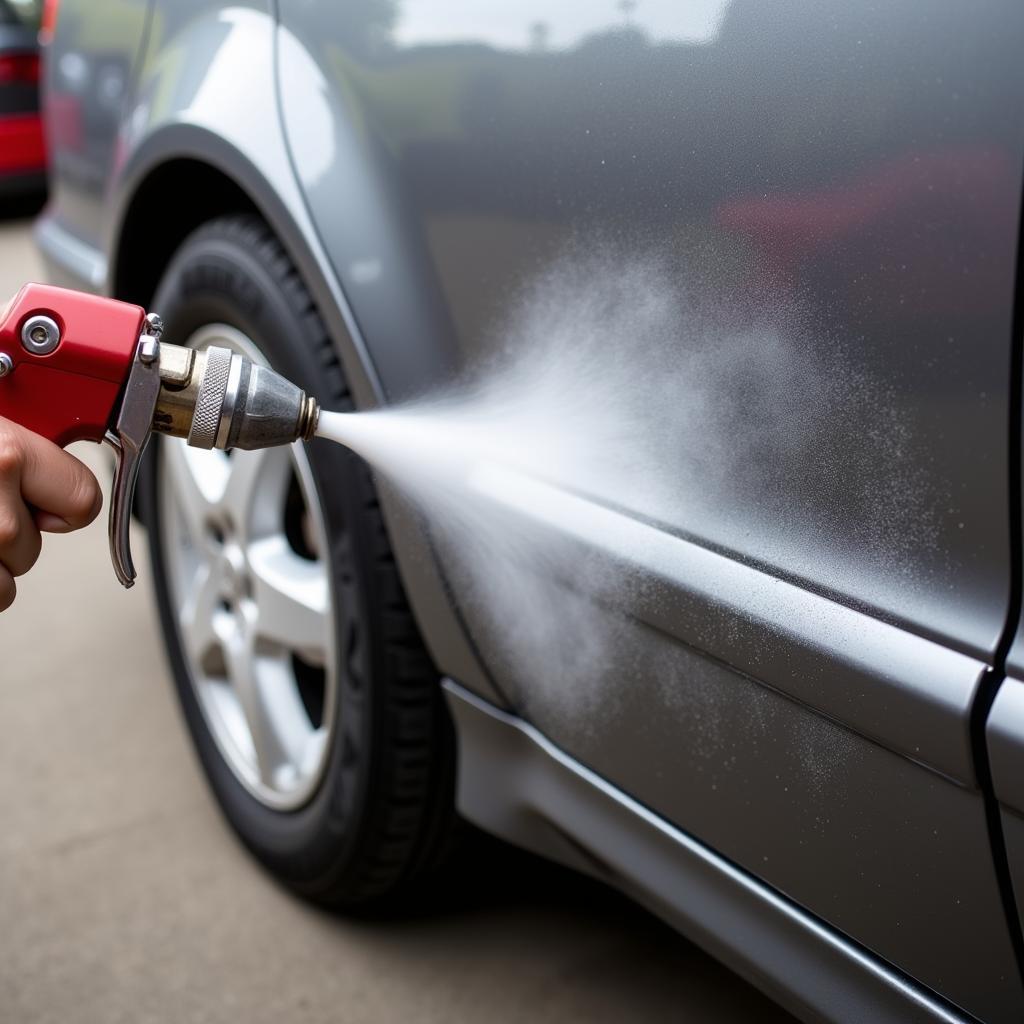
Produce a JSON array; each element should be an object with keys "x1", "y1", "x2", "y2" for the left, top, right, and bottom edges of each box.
[{"x1": 443, "y1": 678, "x2": 972, "y2": 1024}]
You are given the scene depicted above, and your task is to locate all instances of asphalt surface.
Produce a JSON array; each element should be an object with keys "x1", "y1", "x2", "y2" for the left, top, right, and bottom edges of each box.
[{"x1": 0, "y1": 215, "x2": 794, "y2": 1024}]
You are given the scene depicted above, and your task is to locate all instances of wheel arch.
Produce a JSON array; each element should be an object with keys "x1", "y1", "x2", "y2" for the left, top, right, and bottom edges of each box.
[
  {"x1": 107, "y1": 127, "x2": 384, "y2": 404},
  {"x1": 112, "y1": 157, "x2": 258, "y2": 311},
  {"x1": 110, "y1": 125, "x2": 505, "y2": 709}
]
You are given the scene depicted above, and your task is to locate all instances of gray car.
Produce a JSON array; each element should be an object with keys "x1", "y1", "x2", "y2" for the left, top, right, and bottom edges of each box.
[{"x1": 36, "y1": 3, "x2": 1024, "y2": 1022}]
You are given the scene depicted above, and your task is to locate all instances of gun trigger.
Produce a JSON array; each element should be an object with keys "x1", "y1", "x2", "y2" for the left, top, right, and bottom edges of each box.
[{"x1": 102, "y1": 333, "x2": 162, "y2": 588}]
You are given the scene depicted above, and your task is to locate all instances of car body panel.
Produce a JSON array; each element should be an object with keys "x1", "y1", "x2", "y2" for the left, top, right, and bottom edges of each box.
[
  {"x1": 277, "y1": 0, "x2": 1022, "y2": 661},
  {"x1": 988, "y1": 634, "x2": 1024, "y2": 937},
  {"x1": 40, "y1": 0, "x2": 148, "y2": 243},
  {"x1": 445, "y1": 680, "x2": 978, "y2": 1024},
  {"x1": 275, "y1": 1, "x2": 1024, "y2": 1019},
  {"x1": 0, "y1": 2, "x2": 45, "y2": 191},
  {"x1": 0, "y1": 8, "x2": 39, "y2": 119},
  {"x1": 0, "y1": 112, "x2": 45, "y2": 175},
  {"x1": 37, "y1": 1, "x2": 1024, "y2": 1020},
  {"x1": 1002, "y1": 810, "x2": 1024, "y2": 945}
]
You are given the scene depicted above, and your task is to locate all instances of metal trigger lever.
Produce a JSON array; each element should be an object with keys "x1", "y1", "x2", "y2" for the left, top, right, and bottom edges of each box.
[{"x1": 102, "y1": 322, "x2": 163, "y2": 588}]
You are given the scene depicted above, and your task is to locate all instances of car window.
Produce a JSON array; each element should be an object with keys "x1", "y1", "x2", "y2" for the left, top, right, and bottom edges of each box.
[{"x1": 0, "y1": 0, "x2": 41, "y2": 28}]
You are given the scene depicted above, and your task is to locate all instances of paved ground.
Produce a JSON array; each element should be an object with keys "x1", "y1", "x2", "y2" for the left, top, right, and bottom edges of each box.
[{"x1": 0, "y1": 216, "x2": 793, "y2": 1023}]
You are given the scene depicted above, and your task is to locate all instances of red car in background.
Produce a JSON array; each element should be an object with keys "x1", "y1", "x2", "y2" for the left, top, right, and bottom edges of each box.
[{"x1": 0, "y1": 0, "x2": 44, "y2": 197}]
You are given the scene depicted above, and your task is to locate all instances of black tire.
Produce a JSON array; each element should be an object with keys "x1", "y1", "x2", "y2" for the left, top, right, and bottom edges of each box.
[{"x1": 140, "y1": 214, "x2": 458, "y2": 909}]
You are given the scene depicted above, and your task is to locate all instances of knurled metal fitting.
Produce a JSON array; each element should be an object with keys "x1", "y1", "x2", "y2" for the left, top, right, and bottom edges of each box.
[{"x1": 187, "y1": 346, "x2": 233, "y2": 449}]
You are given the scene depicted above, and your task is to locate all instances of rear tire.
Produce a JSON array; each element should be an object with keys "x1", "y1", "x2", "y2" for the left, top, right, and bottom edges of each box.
[{"x1": 141, "y1": 214, "x2": 458, "y2": 909}]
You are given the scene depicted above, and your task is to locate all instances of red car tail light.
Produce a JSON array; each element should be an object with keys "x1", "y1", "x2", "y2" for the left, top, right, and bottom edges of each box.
[
  {"x1": 39, "y1": 0, "x2": 61, "y2": 46},
  {"x1": 0, "y1": 52, "x2": 40, "y2": 85}
]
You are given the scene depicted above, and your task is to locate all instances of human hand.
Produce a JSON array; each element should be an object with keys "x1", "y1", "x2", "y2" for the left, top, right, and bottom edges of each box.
[{"x1": 0, "y1": 417, "x2": 102, "y2": 611}]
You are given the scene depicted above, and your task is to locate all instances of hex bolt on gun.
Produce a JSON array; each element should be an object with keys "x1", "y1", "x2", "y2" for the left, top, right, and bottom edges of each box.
[{"x1": 0, "y1": 284, "x2": 320, "y2": 587}]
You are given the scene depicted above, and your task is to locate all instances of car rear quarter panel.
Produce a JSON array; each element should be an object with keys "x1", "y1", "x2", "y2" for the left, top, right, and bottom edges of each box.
[{"x1": 106, "y1": 0, "x2": 504, "y2": 705}]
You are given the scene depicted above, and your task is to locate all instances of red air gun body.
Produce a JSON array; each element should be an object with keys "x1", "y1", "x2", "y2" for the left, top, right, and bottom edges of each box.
[{"x1": 0, "y1": 284, "x2": 146, "y2": 447}]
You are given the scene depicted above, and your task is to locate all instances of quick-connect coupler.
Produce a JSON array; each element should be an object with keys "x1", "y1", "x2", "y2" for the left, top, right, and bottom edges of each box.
[{"x1": 152, "y1": 342, "x2": 320, "y2": 451}]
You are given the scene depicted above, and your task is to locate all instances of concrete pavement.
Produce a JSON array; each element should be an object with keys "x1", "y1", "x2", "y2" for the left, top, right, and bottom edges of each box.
[{"x1": 0, "y1": 217, "x2": 792, "y2": 1023}]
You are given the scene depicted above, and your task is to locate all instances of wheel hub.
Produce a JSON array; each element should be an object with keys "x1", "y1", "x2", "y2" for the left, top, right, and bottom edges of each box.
[{"x1": 219, "y1": 544, "x2": 249, "y2": 603}]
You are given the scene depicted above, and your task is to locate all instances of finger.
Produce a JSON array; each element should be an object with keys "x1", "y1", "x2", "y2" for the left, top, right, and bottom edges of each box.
[
  {"x1": 0, "y1": 565, "x2": 14, "y2": 612},
  {"x1": 15, "y1": 426, "x2": 102, "y2": 529},
  {"x1": 0, "y1": 477, "x2": 42, "y2": 577},
  {"x1": 34, "y1": 511, "x2": 78, "y2": 533}
]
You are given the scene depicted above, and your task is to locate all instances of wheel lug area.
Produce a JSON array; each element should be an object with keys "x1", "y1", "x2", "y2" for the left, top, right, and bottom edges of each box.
[
  {"x1": 207, "y1": 510, "x2": 239, "y2": 549},
  {"x1": 218, "y1": 541, "x2": 253, "y2": 613}
]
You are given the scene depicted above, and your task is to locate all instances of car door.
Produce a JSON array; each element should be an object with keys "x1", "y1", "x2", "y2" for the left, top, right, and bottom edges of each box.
[{"x1": 277, "y1": 2, "x2": 1024, "y2": 1019}]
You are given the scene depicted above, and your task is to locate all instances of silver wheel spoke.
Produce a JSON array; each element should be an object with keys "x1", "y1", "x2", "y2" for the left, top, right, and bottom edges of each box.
[
  {"x1": 257, "y1": 655, "x2": 319, "y2": 779},
  {"x1": 215, "y1": 611, "x2": 287, "y2": 786},
  {"x1": 302, "y1": 729, "x2": 329, "y2": 778},
  {"x1": 179, "y1": 562, "x2": 224, "y2": 664},
  {"x1": 249, "y1": 537, "x2": 329, "y2": 664},
  {"x1": 163, "y1": 438, "x2": 227, "y2": 545},
  {"x1": 221, "y1": 446, "x2": 292, "y2": 541}
]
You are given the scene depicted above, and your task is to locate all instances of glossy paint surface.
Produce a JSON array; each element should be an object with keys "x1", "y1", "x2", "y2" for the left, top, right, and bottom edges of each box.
[
  {"x1": 41, "y1": 0, "x2": 149, "y2": 244},
  {"x1": 278, "y1": 0, "x2": 1023, "y2": 654},
  {"x1": 276, "y1": 2, "x2": 1024, "y2": 1019},
  {"x1": 0, "y1": 5, "x2": 44, "y2": 182}
]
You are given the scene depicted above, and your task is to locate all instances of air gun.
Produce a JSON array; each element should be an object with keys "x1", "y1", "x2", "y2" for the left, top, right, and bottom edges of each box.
[{"x1": 0, "y1": 284, "x2": 319, "y2": 587}]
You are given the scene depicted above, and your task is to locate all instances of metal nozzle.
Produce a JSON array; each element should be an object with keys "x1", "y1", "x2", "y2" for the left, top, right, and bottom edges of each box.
[{"x1": 152, "y1": 342, "x2": 319, "y2": 451}]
